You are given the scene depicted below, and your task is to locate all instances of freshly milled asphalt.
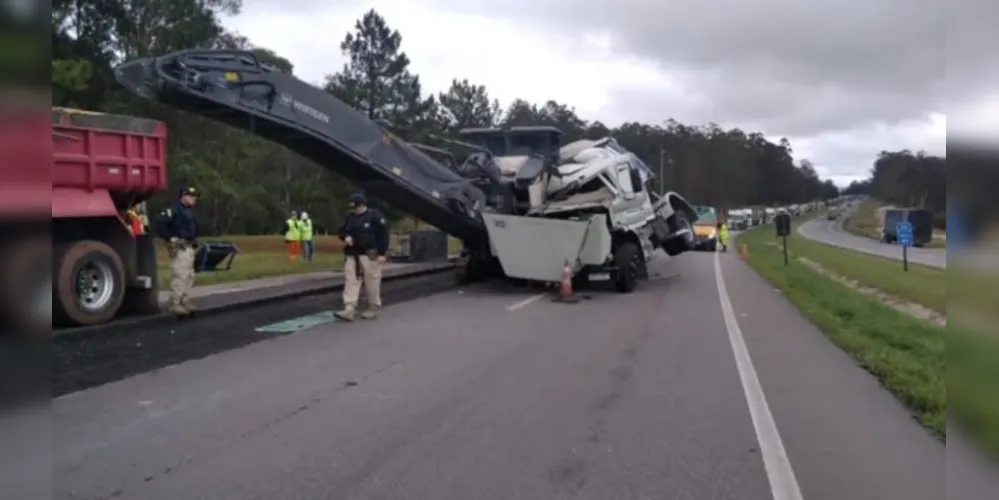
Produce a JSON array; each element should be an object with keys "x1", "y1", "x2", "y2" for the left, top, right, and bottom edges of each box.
[
  {"x1": 53, "y1": 272, "x2": 457, "y2": 397},
  {"x1": 52, "y1": 252, "x2": 952, "y2": 500},
  {"x1": 797, "y1": 216, "x2": 947, "y2": 269}
]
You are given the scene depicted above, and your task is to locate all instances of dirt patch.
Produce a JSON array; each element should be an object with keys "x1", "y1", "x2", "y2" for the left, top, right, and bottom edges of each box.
[
  {"x1": 872, "y1": 205, "x2": 889, "y2": 226},
  {"x1": 842, "y1": 201, "x2": 884, "y2": 240}
]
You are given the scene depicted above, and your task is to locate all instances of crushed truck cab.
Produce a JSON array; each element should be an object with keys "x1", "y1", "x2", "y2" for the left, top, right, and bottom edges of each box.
[{"x1": 474, "y1": 133, "x2": 697, "y2": 292}]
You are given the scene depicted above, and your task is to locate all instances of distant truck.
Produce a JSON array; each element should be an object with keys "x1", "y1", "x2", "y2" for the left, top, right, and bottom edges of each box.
[
  {"x1": 727, "y1": 209, "x2": 750, "y2": 230},
  {"x1": 35, "y1": 108, "x2": 167, "y2": 330},
  {"x1": 880, "y1": 208, "x2": 933, "y2": 246}
]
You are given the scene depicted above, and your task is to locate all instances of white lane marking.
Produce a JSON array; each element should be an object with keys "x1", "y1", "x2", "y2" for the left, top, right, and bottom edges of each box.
[
  {"x1": 506, "y1": 293, "x2": 547, "y2": 312},
  {"x1": 714, "y1": 251, "x2": 804, "y2": 500}
]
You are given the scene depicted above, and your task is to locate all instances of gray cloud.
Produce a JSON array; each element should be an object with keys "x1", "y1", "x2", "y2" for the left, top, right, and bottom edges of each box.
[
  {"x1": 239, "y1": 0, "x2": 971, "y2": 178},
  {"x1": 416, "y1": 0, "x2": 950, "y2": 135}
]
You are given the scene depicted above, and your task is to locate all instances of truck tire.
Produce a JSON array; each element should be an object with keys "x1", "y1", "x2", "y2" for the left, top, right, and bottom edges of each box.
[
  {"x1": 614, "y1": 241, "x2": 640, "y2": 293},
  {"x1": 53, "y1": 240, "x2": 126, "y2": 327},
  {"x1": 0, "y1": 238, "x2": 50, "y2": 336},
  {"x1": 663, "y1": 211, "x2": 695, "y2": 256}
]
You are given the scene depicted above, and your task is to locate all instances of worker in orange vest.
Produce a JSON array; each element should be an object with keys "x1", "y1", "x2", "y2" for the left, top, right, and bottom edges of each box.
[{"x1": 127, "y1": 205, "x2": 146, "y2": 235}]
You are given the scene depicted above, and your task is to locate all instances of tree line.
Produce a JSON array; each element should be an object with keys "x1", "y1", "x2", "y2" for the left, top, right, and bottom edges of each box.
[
  {"x1": 53, "y1": 1, "x2": 841, "y2": 236},
  {"x1": 842, "y1": 150, "x2": 947, "y2": 227}
]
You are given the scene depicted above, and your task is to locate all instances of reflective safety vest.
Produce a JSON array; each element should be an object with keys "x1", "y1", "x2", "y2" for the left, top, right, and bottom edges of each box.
[
  {"x1": 300, "y1": 219, "x2": 313, "y2": 240},
  {"x1": 284, "y1": 218, "x2": 300, "y2": 241},
  {"x1": 128, "y1": 209, "x2": 144, "y2": 235}
]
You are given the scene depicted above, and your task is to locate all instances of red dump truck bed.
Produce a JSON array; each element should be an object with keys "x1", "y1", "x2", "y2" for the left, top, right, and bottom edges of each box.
[
  {"x1": 0, "y1": 108, "x2": 51, "y2": 217},
  {"x1": 52, "y1": 107, "x2": 167, "y2": 218}
]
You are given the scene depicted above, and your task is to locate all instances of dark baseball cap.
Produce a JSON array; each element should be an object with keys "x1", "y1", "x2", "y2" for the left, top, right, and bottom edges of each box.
[
  {"x1": 180, "y1": 186, "x2": 199, "y2": 197},
  {"x1": 349, "y1": 192, "x2": 366, "y2": 206}
]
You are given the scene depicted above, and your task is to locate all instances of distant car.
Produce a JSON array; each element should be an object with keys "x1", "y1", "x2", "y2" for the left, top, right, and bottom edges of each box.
[
  {"x1": 826, "y1": 211, "x2": 839, "y2": 220},
  {"x1": 692, "y1": 212, "x2": 719, "y2": 251}
]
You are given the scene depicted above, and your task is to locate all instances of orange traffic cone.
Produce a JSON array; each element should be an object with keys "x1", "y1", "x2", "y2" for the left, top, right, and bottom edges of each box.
[
  {"x1": 554, "y1": 260, "x2": 579, "y2": 303},
  {"x1": 739, "y1": 243, "x2": 749, "y2": 260}
]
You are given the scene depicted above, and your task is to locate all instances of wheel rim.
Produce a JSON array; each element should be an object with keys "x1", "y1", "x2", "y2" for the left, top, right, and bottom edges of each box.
[{"x1": 75, "y1": 260, "x2": 115, "y2": 312}]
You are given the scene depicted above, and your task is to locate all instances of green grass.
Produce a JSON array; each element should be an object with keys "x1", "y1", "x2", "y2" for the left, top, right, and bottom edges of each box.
[
  {"x1": 775, "y1": 220, "x2": 945, "y2": 314},
  {"x1": 155, "y1": 234, "x2": 462, "y2": 289},
  {"x1": 738, "y1": 219, "x2": 947, "y2": 440},
  {"x1": 949, "y1": 325, "x2": 999, "y2": 457},
  {"x1": 949, "y1": 266, "x2": 999, "y2": 321}
]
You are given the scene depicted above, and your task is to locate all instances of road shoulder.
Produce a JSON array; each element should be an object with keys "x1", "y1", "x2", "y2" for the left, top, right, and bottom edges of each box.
[{"x1": 718, "y1": 251, "x2": 944, "y2": 500}]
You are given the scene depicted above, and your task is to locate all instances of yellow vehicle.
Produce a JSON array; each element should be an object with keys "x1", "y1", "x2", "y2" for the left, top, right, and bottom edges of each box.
[{"x1": 692, "y1": 206, "x2": 719, "y2": 251}]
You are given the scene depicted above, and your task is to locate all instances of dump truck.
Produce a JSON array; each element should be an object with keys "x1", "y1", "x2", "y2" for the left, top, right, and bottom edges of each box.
[{"x1": 41, "y1": 108, "x2": 167, "y2": 330}]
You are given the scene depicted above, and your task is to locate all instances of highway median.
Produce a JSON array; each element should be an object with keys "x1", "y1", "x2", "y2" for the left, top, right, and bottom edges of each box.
[{"x1": 737, "y1": 216, "x2": 947, "y2": 441}]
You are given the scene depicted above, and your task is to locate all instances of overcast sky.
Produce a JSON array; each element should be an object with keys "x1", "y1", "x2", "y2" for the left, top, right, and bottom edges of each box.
[{"x1": 222, "y1": 0, "x2": 986, "y2": 186}]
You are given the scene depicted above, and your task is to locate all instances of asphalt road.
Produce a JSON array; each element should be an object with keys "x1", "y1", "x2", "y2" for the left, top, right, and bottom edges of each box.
[
  {"x1": 43, "y1": 251, "x2": 984, "y2": 500},
  {"x1": 797, "y1": 216, "x2": 947, "y2": 269},
  {"x1": 53, "y1": 271, "x2": 458, "y2": 397}
]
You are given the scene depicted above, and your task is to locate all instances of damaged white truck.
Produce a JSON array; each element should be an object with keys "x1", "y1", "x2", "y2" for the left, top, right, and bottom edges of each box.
[
  {"x1": 447, "y1": 126, "x2": 698, "y2": 292},
  {"x1": 114, "y1": 50, "x2": 699, "y2": 293}
]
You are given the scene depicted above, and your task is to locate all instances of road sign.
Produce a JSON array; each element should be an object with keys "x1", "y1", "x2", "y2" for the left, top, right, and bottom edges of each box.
[
  {"x1": 775, "y1": 213, "x2": 791, "y2": 237},
  {"x1": 896, "y1": 221, "x2": 912, "y2": 271},
  {"x1": 896, "y1": 221, "x2": 913, "y2": 248}
]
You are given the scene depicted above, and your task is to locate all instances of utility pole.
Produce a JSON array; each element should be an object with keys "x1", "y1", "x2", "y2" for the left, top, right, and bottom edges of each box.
[{"x1": 658, "y1": 146, "x2": 666, "y2": 196}]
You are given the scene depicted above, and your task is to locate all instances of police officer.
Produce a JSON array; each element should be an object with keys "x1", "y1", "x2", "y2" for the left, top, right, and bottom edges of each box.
[
  {"x1": 334, "y1": 192, "x2": 389, "y2": 321},
  {"x1": 154, "y1": 186, "x2": 199, "y2": 316}
]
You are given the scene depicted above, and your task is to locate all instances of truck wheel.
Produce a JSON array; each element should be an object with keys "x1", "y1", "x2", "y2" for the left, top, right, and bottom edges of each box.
[
  {"x1": 614, "y1": 242, "x2": 640, "y2": 293},
  {"x1": 1, "y1": 238, "x2": 51, "y2": 336},
  {"x1": 663, "y1": 211, "x2": 695, "y2": 256},
  {"x1": 53, "y1": 240, "x2": 126, "y2": 327}
]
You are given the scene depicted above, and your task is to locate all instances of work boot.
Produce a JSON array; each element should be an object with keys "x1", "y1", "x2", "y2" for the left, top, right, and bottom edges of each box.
[
  {"x1": 169, "y1": 303, "x2": 190, "y2": 316},
  {"x1": 180, "y1": 295, "x2": 197, "y2": 312},
  {"x1": 360, "y1": 308, "x2": 379, "y2": 320},
  {"x1": 334, "y1": 308, "x2": 356, "y2": 321}
]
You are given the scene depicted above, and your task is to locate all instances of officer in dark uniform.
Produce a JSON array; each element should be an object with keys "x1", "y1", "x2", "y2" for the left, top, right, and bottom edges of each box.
[
  {"x1": 334, "y1": 192, "x2": 389, "y2": 320},
  {"x1": 154, "y1": 186, "x2": 199, "y2": 316}
]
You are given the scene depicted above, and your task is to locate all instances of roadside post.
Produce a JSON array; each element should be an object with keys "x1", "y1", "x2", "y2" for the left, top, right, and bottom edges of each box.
[
  {"x1": 775, "y1": 212, "x2": 791, "y2": 266},
  {"x1": 896, "y1": 221, "x2": 913, "y2": 271}
]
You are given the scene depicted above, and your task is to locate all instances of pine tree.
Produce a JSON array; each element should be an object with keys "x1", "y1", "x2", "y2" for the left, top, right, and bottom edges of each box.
[{"x1": 323, "y1": 9, "x2": 434, "y2": 132}]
